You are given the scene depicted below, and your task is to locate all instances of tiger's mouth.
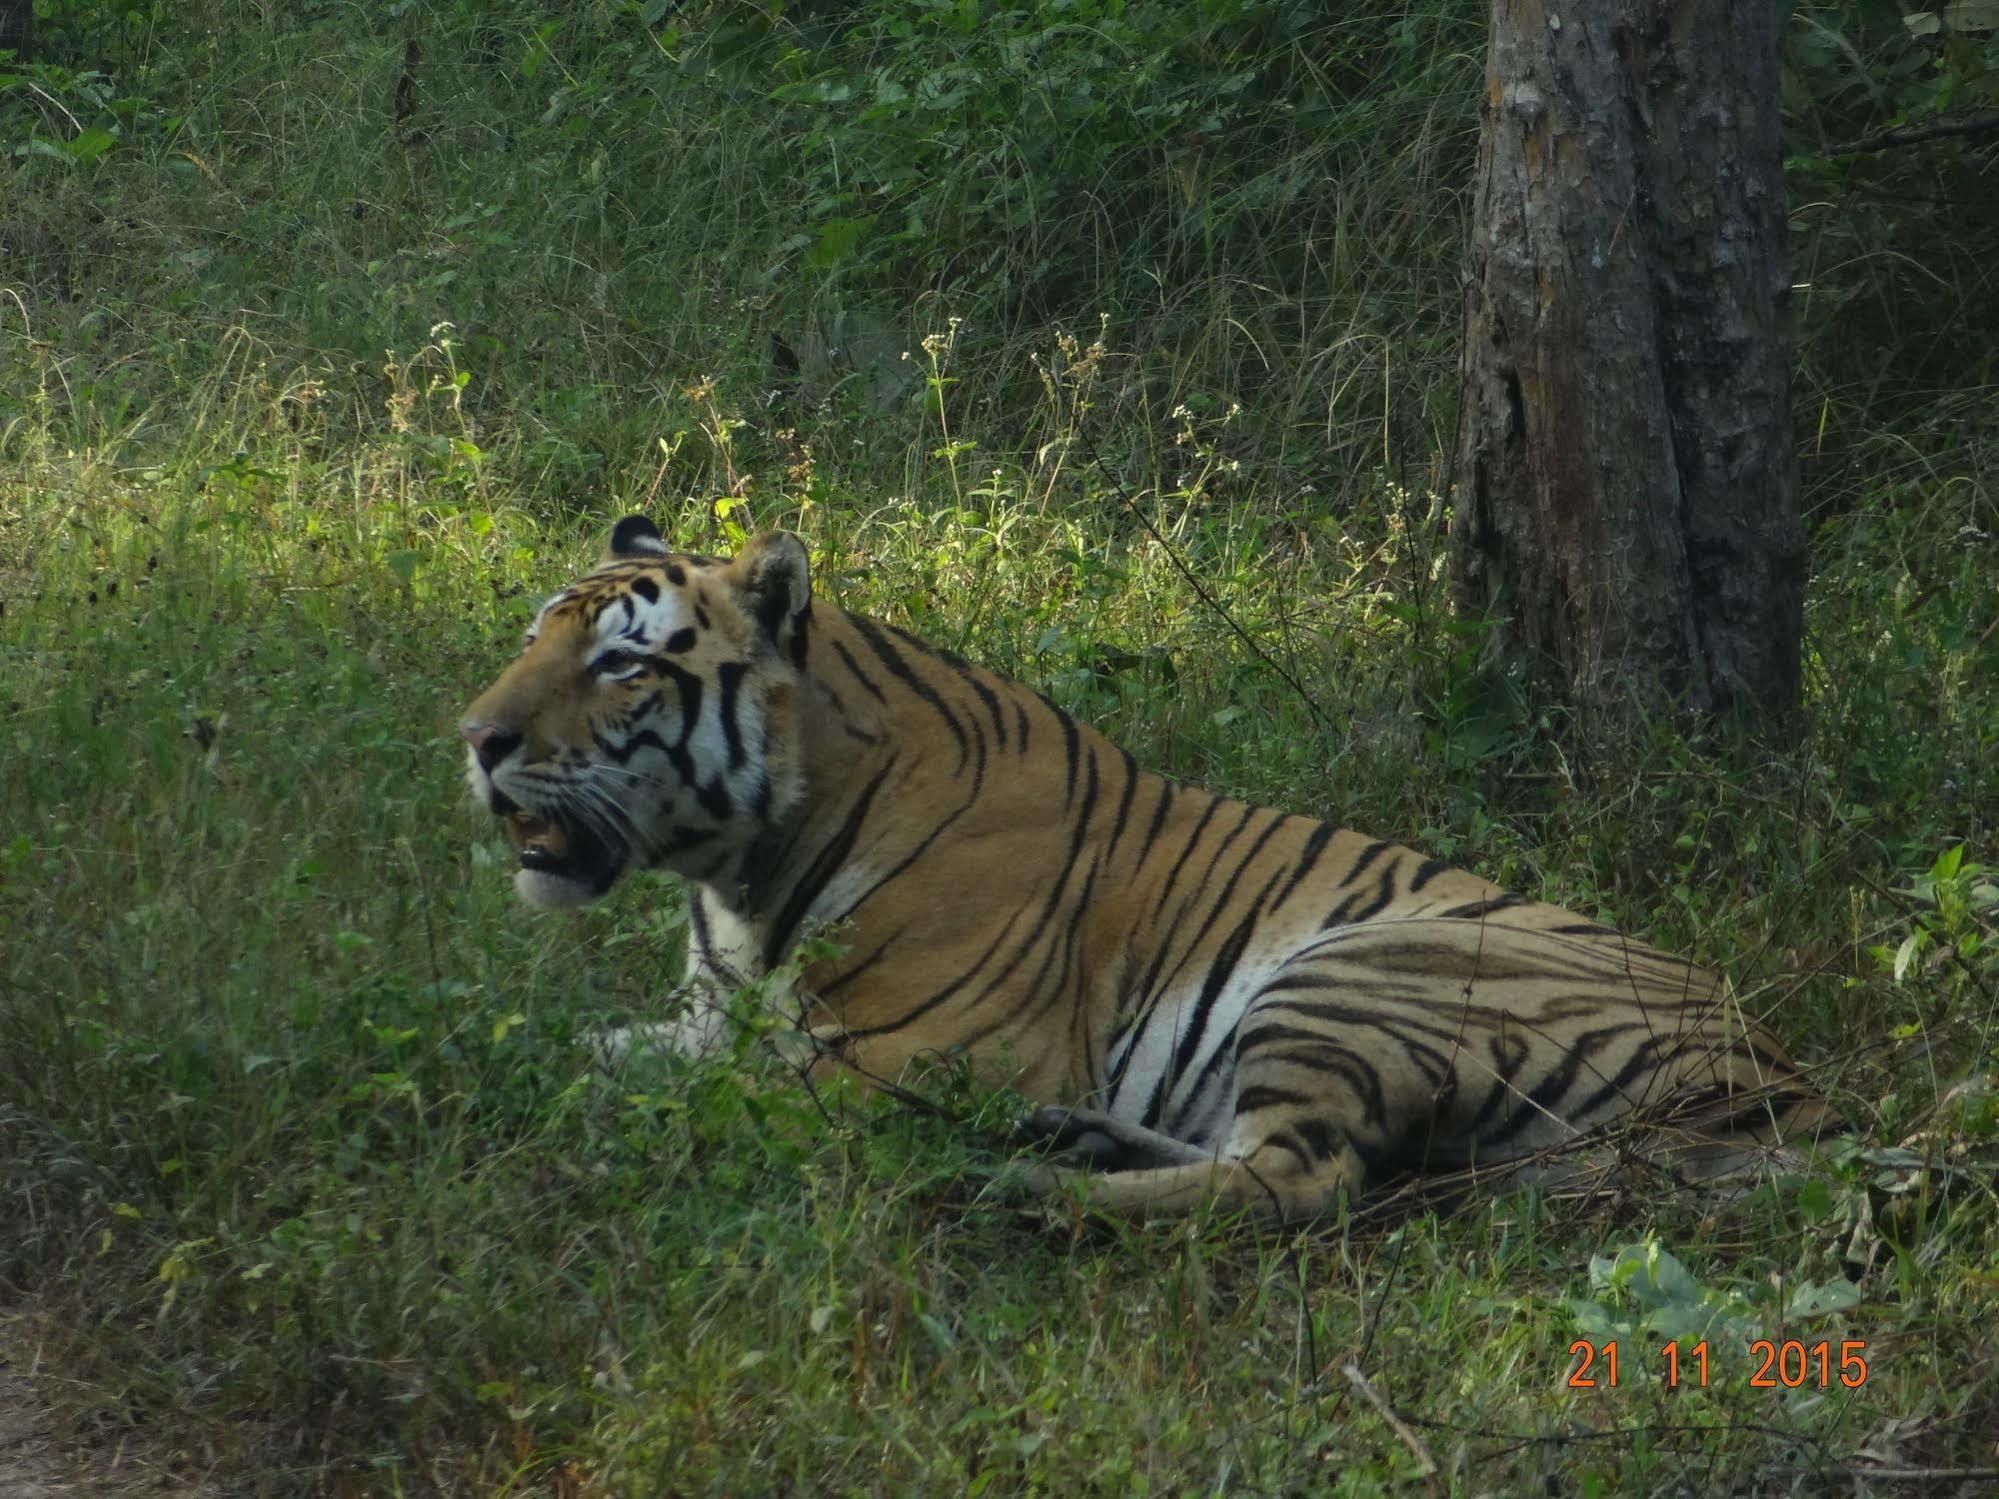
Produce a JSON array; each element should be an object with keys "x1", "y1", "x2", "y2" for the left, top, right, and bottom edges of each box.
[{"x1": 493, "y1": 796, "x2": 626, "y2": 902}]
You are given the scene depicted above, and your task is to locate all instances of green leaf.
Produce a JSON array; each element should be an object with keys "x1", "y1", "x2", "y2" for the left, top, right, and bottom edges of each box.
[
  {"x1": 1595, "y1": 1241, "x2": 1701, "y2": 1307},
  {"x1": 385, "y1": 549, "x2": 421, "y2": 586},
  {"x1": 1794, "y1": 1178, "x2": 1835, "y2": 1220},
  {"x1": 918, "y1": 1312, "x2": 957, "y2": 1350},
  {"x1": 1785, "y1": 1278, "x2": 1863, "y2": 1319},
  {"x1": 1568, "y1": 1298, "x2": 1630, "y2": 1342},
  {"x1": 64, "y1": 127, "x2": 118, "y2": 163},
  {"x1": 1892, "y1": 931, "x2": 1922, "y2": 982},
  {"x1": 1640, "y1": 1300, "x2": 1728, "y2": 1346},
  {"x1": 1646, "y1": 1246, "x2": 1700, "y2": 1304},
  {"x1": 805, "y1": 214, "x2": 875, "y2": 269}
]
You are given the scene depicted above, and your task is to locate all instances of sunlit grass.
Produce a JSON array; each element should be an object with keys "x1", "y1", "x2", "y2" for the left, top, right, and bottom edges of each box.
[{"x1": 2, "y1": 2, "x2": 1996, "y2": 1492}]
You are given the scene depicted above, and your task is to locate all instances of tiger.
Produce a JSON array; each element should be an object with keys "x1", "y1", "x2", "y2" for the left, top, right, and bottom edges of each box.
[{"x1": 459, "y1": 516, "x2": 1834, "y2": 1222}]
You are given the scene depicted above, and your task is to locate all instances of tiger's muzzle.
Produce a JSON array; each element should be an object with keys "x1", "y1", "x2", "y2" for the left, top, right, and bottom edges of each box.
[{"x1": 486, "y1": 785, "x2": 627, "y2": 906}]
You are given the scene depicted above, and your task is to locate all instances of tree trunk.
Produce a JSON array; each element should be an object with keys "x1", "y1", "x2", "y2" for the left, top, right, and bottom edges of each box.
[
  {"x1": 0, "y1": 0, "x2": 32, "y2": 62},
  {"x1": 1450, "y1": 0, "x2": 1803, "y2": 721}
]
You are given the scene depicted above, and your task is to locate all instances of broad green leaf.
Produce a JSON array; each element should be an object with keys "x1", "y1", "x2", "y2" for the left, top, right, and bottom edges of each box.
[
  {"x1": 65, "y1": 127, "x2": 118, "y2": 163},
  {"x1": 1786, "y1": 1278, "x2": 1864, "y2": 1318}
]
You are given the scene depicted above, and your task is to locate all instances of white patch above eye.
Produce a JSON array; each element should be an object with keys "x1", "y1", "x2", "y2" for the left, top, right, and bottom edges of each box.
[{"x1": 593, "y1": 579, "x2": 691, "y2": 655}]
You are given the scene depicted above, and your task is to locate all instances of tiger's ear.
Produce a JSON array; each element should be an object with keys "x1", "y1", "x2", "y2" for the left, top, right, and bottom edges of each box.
[
  {"x1": 733, "y1": 531, "x2": 812, "y2": 666},
  {"x1": 608, "y1": 514, "x2": 668, "y2": 559}
]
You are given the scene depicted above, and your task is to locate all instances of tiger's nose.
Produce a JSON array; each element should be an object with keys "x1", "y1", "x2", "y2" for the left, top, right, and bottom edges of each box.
[{"x1": 460, "y1": 720, "x2": 523, "y2": 773}]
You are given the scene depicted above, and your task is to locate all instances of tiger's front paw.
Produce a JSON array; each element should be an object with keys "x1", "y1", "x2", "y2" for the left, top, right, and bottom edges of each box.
[{"x1": 1011, "y1": 1105, "x2": 1131, "y2": 1170}]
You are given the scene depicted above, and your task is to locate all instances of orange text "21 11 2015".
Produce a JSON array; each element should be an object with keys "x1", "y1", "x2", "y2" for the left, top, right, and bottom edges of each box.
[{"x1": 1566, "y1": 1339, "x2": 1870, "y2": 1389}]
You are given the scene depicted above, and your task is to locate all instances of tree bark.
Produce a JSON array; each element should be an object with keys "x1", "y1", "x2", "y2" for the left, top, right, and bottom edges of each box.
[
  {"x1": 0, "y1": 0, "x2": 33, "y2": 62},
  {"x1": 1450, "y1": 0, "x2": 1803, "y2": 721}
]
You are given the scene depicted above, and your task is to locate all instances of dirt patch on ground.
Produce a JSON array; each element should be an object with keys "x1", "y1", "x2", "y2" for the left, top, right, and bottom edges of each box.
[{"x1": 0, "y1": 1308, "x2": 219, "y2": 1497}]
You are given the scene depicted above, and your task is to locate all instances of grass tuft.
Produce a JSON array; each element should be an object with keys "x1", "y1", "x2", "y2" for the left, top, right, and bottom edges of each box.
[{"x1": 3, "y1": 1, "x2": 1997, "y2": 1491}]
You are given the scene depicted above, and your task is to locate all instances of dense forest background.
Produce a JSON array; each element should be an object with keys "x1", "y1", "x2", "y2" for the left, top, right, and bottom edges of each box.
[{"x1": 2, "y1": 2, "x2": 1996, "y2": 1492}]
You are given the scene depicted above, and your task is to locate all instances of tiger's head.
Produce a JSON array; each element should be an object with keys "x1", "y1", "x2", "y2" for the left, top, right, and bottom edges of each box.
[{"x1": 460, "y1": 516, "x2": 813, "y2": 909}]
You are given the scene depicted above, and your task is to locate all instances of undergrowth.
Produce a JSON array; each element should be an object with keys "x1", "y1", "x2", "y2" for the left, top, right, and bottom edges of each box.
[{"x1": 3, "y1": 1, "x2": 1997, "y2": 1493}]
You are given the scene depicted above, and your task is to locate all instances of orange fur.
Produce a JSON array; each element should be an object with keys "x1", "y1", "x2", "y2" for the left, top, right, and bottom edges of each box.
[{"x1": 461, "y1": 523, "x2": 1834, "y2": 1222}]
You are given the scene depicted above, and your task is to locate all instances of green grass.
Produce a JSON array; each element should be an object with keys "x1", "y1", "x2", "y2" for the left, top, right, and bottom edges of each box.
[{"x1": 4, "y1": 2, "x2": 1999, "y2": 1493}]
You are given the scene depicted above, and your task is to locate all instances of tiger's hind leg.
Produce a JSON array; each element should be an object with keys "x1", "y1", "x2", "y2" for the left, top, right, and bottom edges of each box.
[
  {"x1": 1020, "y1": 1133, "x2": 1363, "y2": 1224},
  {"x1": 1012, "y1": 1106, "x2": 1353, "y2": 1222},
  {"x1": 1020, "y1": 1000, "x2": 1402, "y2": 1222}
]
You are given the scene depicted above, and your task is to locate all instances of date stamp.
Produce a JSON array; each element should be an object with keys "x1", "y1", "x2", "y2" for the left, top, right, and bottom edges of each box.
[{"x1": 1566, "y1": 1338, "x2": 1870, "y2": 1390}]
